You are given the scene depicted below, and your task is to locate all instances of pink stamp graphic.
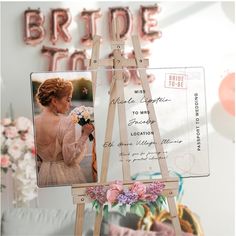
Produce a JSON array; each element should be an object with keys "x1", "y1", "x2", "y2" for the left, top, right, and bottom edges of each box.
[{"x1": 165, "y1": 73, "x2": 187, "y2": 89}]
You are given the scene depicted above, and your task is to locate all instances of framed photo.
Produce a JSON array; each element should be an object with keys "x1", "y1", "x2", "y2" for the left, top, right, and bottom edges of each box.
[{"x1": 30, "y1": 71, "x2": 97, "y2": 187}]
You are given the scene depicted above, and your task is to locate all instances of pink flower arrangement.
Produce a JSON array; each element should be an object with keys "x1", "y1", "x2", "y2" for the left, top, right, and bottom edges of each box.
[
  {"x1": 86, "y1": 180, "x2": 165, "y2": 217},
  {"x1": 1, "y1": 117, "x2": 38, "y2": 205}
]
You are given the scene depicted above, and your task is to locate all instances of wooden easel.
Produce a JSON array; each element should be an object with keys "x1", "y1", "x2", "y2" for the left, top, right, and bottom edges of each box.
[{"x1": 72, "y1": 20, "x2": 182, "y2": 236}]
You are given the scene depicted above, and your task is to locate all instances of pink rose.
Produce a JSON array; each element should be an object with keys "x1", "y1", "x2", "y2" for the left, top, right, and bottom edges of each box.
[
  {"x1": 4, "y1": 126, "x2": 18, "y2": 138},
  {"x1": 107, "y1": 181, "x2": 123, "y2": 204},
  {"x1": 130, "y1": 182, "x2": 146, "y2": 198},
  {"x1": 1, "y1": 155, "x2": 10, "y2": 168}
]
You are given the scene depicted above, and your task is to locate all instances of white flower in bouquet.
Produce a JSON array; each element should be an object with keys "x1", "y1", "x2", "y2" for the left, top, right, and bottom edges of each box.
[
  {"x1": 82, "y1": 110, "x2": 90, "y2": 121},
  {"x1": 21, "y1": 185, "x2": 38, "y2": 201},
  {"x1": 24, "y1": 134, "x2": 35, "y2": 149},
  {"x1": 15, "y1": 117, "x2": 32, "y2": 132},
  {"x1": 77, "y1": 105, "x2": 86, "y2": 113},
  {"x1": 4, "y1": 126, "x2": 18, "y2": 139},
  {"x1": 1, "y1": 118, "x2": 11, "y2": 126},
  {"x1": 8, "y1": 138, "x2": 25, "y2": 160}
]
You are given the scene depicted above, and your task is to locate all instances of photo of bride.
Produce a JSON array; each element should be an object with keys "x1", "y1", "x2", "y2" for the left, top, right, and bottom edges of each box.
[{"x1": 31, "y1": 72, "x2": 97, "y2": 187}]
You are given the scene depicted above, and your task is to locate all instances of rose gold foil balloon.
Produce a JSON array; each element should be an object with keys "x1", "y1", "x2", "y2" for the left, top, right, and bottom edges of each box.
[
  {"x1": 81, "y1": 9, "x2": 102, "y2": 47},
  {"x1": 24, "y1": 9, "x2": 45, "y2": 45},
  {"x1": 51, "y1": 8, "x2": 72, "y2": 45},
  {"x1": 219, "y1": 72, "x2": 235, "y2": 116},
  {"x1": 139, "y1": 4, "x2": 161, "y2": 42},
  {"x1": 41, "y1": 46, "x2": 69, "y2": 71},
  {"x1": 69, "y1": 50, "x2": 88, "y2": 70},
  {"x1": 109, "y1": 7, "x2": 133, "y2": 40}
]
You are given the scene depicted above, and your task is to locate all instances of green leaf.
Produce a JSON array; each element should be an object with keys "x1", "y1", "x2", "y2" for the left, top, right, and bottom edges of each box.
[
  {"x1": 148, "y1": 203, "x2": 156, "y2": 215},
  {"x1": 92, "y1": 200, "x2": 98, "y2": 209},
  {"x1": 119, "y1": 205, "x2": 127, "y2": 216},
  {"x1": 136, "y1": 200, "x2": 145, "y2": 206},
  {"x1": 1, "y1": 168, "x2": 8, "y2": 174},
  {"x1": 155, "y1": 196, "x2": 166, "y2": 211},
  {"x1": 130, "y1": 203, "x2": 145, "y2": 218},
  {"x1": 103, "y1": 204, "x2": 109, "y2": 220},
  {"x1": 92, "y1": 200, "x2": 101, "y2": 213}
]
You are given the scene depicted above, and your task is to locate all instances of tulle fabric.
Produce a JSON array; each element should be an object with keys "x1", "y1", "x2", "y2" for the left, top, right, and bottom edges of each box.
[{"x1": 36, "y1": 116, "x2": 88, "y2": 187}]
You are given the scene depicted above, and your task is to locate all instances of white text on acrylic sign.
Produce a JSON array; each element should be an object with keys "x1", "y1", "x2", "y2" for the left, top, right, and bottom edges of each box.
[
  {"x1": 94, "y1": 67, "x2": 209, "y2": 181},
  {"x1": 22, "y1": 4, "x2": 160, "y2": 71}
]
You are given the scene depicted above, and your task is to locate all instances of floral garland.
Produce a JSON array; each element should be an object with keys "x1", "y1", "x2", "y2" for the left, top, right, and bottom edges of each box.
[
  {"x1": 86, "y1": 181, "x2": 166, "y2": 218},
  {"x1": 1, "y1": 117, "x2": 37, "y2": 206}
]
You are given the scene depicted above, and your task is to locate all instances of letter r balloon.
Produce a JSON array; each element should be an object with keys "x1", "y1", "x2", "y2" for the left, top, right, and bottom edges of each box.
[{"x1": 51, "y1": 8, "x2": 72, "y2": 45}]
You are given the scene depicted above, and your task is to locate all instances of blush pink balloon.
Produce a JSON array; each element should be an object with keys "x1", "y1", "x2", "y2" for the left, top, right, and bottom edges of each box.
[
  {"x1": 219, "y1": 72, "x2": 235, "y2": 116},
  {"x1": 109, "y1": 7, "x2": 133, "y2": 40},
  {"x1": 41, "y1": 46, "x2": 69, "y2": 71},
  {"x1": 139, "y1": 4, "x2": 162, "y2": 42},
  {"x1": 24, "y1": 9, "x2": 45, "y2": 46},
  {"x1": 69, "y1": 50, "x2": 89, "y2": 70},
  {"x1": 80, "y1": 9, "x2": 102, "y2": 47},
  {"x1": 50, "y1": 8, "x2": 72, "y2": 45}
]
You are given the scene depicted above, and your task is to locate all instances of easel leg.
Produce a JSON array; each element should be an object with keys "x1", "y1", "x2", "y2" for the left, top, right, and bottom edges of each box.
[
  {"x1": 167, "y1": 197, "x2": 182, "y2": 236},
  {"x1": 75, "y1": 203, "x2": 85, "y2": 236},
  {"x1": 93, "y1": 210, "x2": 103, "y2": 236}
]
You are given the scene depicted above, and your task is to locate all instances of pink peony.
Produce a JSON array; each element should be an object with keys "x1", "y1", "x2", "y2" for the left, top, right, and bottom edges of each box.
[
  {"x1": 130, "y1": 181, "x2": 146, "y2": 198},
  {"x1": 107, "y1": 181, "x2": 123, "y2": 204},
  {"x1": 1, "y1": 155, "x2": 10, "y2": 168},
  {"x1": 4, "y1": 126, "x2": 18, "y2": 138}
]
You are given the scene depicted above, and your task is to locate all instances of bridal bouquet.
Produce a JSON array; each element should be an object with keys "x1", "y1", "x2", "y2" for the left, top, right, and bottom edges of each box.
[
  {"x1": 1, "y1": 117, "x2": 37, "y2": 206},
  {"x1": 70, "y1": 106, "x2": 94, "y2": 141}
]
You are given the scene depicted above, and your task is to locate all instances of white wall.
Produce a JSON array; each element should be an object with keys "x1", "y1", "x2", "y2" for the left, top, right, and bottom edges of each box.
[{"x1": 1, "y1": 2, "x2": 235, "y2": 236}]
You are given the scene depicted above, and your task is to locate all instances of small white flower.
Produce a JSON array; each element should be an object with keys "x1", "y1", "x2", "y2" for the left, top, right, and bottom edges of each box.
[
  {"x1": 1, "y1": 118, "x2": 12, "y2": 126},
  {"x1": 24, "y1": 134, "x2": 35, "y2": 149},
  {"x1": 4, "y1": 126, "x2": 18, "y2": 139},
  {"x1": 82, "y1": 110, "x2": 90, "y2": 121},
  {"x1": 8, "y1": 138, "x2": 25, "y2": 160},
  {"x1": 15, "y1": 117, "x2": 32, "y2": 132},
  {"x1": 86, "y1": 107, "x2": 94, "y2": 115},
  {"x1": 78, "y1": 106, "x2": 86, "y2": 113}
]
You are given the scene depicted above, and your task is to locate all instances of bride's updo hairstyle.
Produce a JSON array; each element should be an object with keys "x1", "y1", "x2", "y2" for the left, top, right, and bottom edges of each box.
[{"x1": 36, "y1": 78, "x2": 73, "y2": 106}]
